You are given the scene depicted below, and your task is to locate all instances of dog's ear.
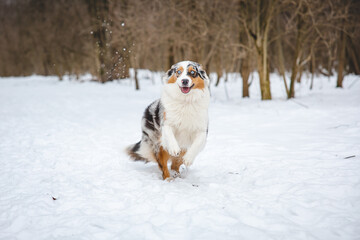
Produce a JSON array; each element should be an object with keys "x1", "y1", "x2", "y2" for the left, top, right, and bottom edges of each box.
[
  {"x1": 198, "y1": 65, "x2": 210, "y2": 86},
  {"x1": 166, "y1": 68, "x2": 174, "y2": 78},
  {"x1": 163, "y1": 64, "x2": 177, "y2": 83}
]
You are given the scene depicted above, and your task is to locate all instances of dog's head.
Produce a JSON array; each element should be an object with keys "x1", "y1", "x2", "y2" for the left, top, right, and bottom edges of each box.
[{"x1": 164, "y1": 61, "x2": 210, "y2": 95}]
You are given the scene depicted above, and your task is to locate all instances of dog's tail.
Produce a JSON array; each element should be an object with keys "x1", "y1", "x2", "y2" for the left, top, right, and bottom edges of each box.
[{"x1": 126, "y1": 141, "x2": 148, "y2": 162}]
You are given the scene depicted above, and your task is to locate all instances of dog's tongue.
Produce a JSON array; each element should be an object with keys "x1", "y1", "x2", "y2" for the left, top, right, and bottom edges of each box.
[{"x1": 180, "y1": 87, "x2": 191, "y2": 94}]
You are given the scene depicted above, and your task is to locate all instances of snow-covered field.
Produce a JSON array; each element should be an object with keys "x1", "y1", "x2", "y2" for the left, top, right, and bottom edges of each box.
[{"x1": 0, "y1": 72, "x2": 359, "y2": 240}]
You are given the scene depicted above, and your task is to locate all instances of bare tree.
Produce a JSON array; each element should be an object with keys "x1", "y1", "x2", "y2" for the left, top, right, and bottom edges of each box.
[
  {"x1": 336, "y1": 0, "x2": 355, "y2": 88},
  {"x1": 240, "y1": 0, "x2": 277, "y2": 100}
]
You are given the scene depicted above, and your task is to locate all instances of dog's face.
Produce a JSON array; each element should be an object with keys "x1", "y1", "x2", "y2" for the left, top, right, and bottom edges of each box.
[{"x1": 165, "y1": 61, "x2": 209, "y2": 94}]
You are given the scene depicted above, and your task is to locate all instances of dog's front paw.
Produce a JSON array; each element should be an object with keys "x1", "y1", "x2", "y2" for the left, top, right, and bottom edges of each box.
[
  {"x1": 183, "y1": 154, "x2": 194, "y2": 167},
  {"x1": 167, "y1": 144, "x2": 181, "y2": 157},
  {"x1": 170, "y1": 170, "x2": 181, "y2": 178},
  {"x1": 165, "y1": 177, "x2": 175, "y2": 182}
]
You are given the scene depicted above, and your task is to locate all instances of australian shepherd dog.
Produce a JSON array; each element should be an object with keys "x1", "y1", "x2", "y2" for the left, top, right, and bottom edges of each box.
[{"x1": 126, "y1": 61, "x2": 210, "y2": 180}]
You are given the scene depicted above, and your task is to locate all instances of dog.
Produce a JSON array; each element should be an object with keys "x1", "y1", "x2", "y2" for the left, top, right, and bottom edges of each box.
[{"x1": 126, "y1": 61, "x2": 210, "y2": 180}]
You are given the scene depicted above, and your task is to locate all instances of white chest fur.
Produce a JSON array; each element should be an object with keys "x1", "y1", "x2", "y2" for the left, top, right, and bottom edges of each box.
[{"x1": 161, "y1": 85, "x2": 210, "y2": 149}]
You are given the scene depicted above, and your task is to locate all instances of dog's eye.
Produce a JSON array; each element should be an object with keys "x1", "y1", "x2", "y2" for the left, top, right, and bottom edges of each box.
[
  {"x1": 190, "y1": 70, "x2": 197, "y2": 77},
  {"x1": 177, "y1": 70, "x2": 182, "y2": 75}
]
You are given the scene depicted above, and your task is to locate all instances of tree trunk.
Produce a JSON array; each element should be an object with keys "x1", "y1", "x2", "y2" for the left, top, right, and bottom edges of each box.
[
  {"x1": 289, "y1": 65, "x2": 297, "y2": 98},
  {"x1": 215, "y1": 57, "x2": 222, "y2": 87},
  {"x1": 310, "y1": 52, "x2": 315, "y2": 90},
  {"x1": 134, "y1": 68, "x2": 140, "y2": 90},
  {"x1": 86, "y1": 0, "x2": 111, "y2": 83},
  {"x1": 336, "y1": 30, "x2": 346, "y2": 88},
  {"x1": 276, "y1": 15, "x2": 289, "y2": 96},
  {"x1": 255, "y1": 0, "x2": 273, "y2": 100},
  {"x1": 168, "y1": 44, "x2": 175, "y2": 70},
  {"x1": 296, "y1": 66, "x2": 303, "y2": 83},
  {"x1": 288, "y1": 15, "x2": 303, "y2": 99},
  {"x1": 215, "y1": 72, "x2": 222, "y2": 87},
  {"x1": 347, "y1": 40, "x2": 360, "y2": 75},
  {"x1": 120, "y1": 53, "x2": 130, "y2": 79},
  {"x1": 257, "y1": 52, "x2": 271, "y2": 100},
  {"x1": 240, "y1": 58, "x2": 250, "y2": 98},
  {"x1": 98, "y1": 25, "x2": 108, "y2": 83}
]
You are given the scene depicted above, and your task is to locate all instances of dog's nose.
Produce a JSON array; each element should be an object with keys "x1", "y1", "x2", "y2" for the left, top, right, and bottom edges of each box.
[{"x1": 181, "y1": 79, "x2": 189, "y2": 86}]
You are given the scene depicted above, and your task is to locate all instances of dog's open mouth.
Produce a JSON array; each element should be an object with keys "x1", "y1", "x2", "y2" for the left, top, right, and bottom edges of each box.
[{"x1": 180, "y1": 84, "x2": 194, "y2": 94}]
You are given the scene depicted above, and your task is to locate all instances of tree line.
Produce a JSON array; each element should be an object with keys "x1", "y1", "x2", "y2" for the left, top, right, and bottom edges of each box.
[{"x1": 0, "y1": 0, "x2": 359, "y2": 99}]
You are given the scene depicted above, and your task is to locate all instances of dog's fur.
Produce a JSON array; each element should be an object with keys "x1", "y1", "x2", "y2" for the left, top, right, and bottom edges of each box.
[{"x1": 126, "y1": 61, "x2": 210, "y2": 180}]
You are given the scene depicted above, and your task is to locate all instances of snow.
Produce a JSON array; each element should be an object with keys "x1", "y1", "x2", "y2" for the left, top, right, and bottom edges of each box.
[{"x1": 0, "y1": 73, "x2": 359, "y2": 240}]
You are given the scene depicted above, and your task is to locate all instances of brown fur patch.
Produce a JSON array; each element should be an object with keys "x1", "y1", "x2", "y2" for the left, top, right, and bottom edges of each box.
[
  {"x1": 170, "y1": 150, "x2": 186, "y2": 173},
  {"x1": 163, "y1": 111, "x2": 166, "y2": 121},
  {"x1": 167, "y1": 66, "x2": 183, "y2": 84},
  {"x1": 188, "y1": 66, "x2": 205, "y2": 90},
  {"x1": 167, "y1": 75, "x2": 176, "y2": 84},
  {"x1": 157, "y1": 146, "x2": 170, "y2": 180},
  {"x1": 176, "y1": 66, "x2": 184, "y2": 77}
]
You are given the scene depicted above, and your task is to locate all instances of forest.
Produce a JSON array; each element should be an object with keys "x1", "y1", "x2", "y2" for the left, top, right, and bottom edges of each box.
[
  {"x1": 1, "y1": 1, "x2": 360, "y2": 238},
  {"x1": 0, "y1": 0, "x2": 359, "y2": 99}
]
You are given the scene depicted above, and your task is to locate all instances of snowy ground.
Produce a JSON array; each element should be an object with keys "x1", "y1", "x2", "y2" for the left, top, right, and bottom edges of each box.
[{"x1": 0, "y1": 72, "x2": 359, "y2": 240}]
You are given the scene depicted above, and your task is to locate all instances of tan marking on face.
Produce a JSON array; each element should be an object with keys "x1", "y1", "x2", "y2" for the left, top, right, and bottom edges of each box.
[
  {"x1": 167, "y1": 75, "x2": 176, "y2": 84},
  {"x1": 176, "y1": 66, "x2": 184, "y2": 77},
  {"x1": 163, "y1": 111, "x2": 166, "y2": 121},
  {"x1": 188, "y1": 66, "x2": 205, "y2": 90},
  {"x1": 167, "y1": 66, "x2": 183, "y2": 84}
]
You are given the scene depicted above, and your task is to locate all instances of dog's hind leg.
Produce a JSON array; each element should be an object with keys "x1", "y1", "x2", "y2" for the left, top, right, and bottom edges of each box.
[{"x1": 156, "y1": 146, "x2": 171, "y2": 180}]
